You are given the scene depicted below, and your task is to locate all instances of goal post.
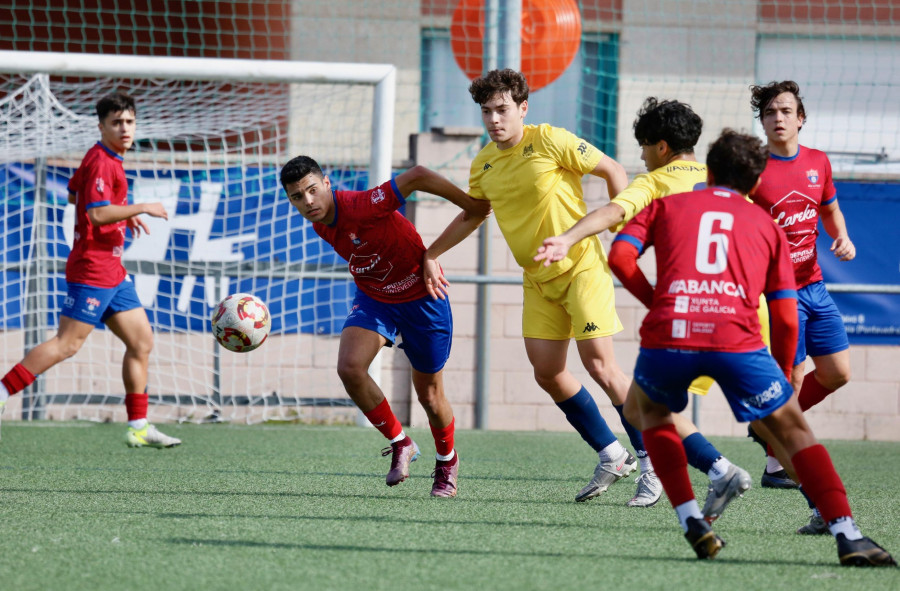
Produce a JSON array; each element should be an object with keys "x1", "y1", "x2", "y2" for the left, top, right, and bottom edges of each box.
[{"x1": 0, "y1": 50, "x2": 396, "y2": 425}]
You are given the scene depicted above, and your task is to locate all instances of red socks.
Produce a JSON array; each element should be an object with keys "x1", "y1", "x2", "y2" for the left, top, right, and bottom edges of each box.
[
  {"x1": 798, "y1": 372, "x2": 835, "y2": 411},
  {"x1": 643, "y1": 424, "x2": 693, "y2": 507},
  {"x1": 1, "y1": 363, "x2": 36, "y2": 396},
  {"x1": 363, "y1": 398, "x2": 403, "y2": 440},
  {"x1": 125, "y1": 393, "x2": 149, "y2": 421},
  {"x1": 792, "y1": 444, "x2": 851, "y2": 523},
  {"x1": 430, "y1": 417, "x2": 455, "y2": 457}
]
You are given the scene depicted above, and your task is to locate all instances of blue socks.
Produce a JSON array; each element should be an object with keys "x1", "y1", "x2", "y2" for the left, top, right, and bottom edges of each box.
[
  {"x1": 682, "y1": 432, "x2": 721, "y2": 473},
  {"x1": 556, "y1": 386, "x2": 617, "y2": 452},
  {"x1": 614, "y1": 403, "x2": 646, "y2": 455}
]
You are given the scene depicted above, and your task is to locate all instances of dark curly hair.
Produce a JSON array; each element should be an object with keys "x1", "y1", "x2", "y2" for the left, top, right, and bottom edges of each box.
[
  {"x1": 280, "y1": 155, "x2": 324, "y2": 189},
  {"x1": 633, "y1": 97, "x2": 702, "y2": 154},
  {"x1": 468, "y1": 69, "x2": 529, "y2": 106},
  {"x1": 750, "y1": 80, "x2": 806, "y2": 124},
  {"x1": 706, "y1": 129, "x2": 769, "y2": 194},
  {"x1": 96, "y1": 92, "x2": 136, "y2": 121}
]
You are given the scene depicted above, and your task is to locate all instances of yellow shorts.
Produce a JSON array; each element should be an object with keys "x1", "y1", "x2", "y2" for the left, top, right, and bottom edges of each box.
[
  {"x1": 522, "y1": 265, "x2": 623, "y2": 341},
  {"x1": 687, "y1": 294, "x2": 771, "y2": 395}
]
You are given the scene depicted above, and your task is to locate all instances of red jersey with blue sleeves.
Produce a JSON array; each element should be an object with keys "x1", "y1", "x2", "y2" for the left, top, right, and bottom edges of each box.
[
  {"x1": 751, "y1": 146, "x2": 837, "y2": 288},
  {"x1": 616, "y1": 186, "x2": 796, "y2": 351},
  {"x1": 66, "y1": 142, "x2": 129, "y2": 288},
  {"x1": 314, "y1": 179, "x2": 429, "y2": 303}
]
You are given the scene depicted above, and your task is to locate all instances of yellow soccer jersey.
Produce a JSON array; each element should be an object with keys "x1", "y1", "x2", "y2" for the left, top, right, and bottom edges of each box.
[
  {"x1": 610, "y1": 161, "x2": 707, "y2": 232},
  {"x1": 468, "y1": 123, "x2": 606, "y2": 283}
]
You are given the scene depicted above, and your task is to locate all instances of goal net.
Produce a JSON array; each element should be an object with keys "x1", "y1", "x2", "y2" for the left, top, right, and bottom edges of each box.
[{"x1": 0, "y1": 51, "x2": 395, "y2": 425}]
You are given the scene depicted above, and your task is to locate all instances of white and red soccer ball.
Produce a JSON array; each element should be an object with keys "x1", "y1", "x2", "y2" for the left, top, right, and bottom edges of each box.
[{"x1": 211, "y1": 293, "x2": 271, "y2": 352}]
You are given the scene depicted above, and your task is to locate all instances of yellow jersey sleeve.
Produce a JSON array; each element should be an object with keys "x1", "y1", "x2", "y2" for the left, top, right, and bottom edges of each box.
[
  {"x1": 610, "y1": 162, "x2": 708, "y2": 232},
  {"x1": 610, "y1": 173, "x2": 658, "y2": 232},
  {"x1": 542, "y1": 125, "x2": 604, "y2": 176}
]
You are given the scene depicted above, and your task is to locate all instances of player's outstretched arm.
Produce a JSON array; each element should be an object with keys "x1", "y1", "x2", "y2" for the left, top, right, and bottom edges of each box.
[
  {"x1": 394, "y1": 165, "x2": 491, "y2": 218},
  {"x1": 534, "y1": 202, "x2": 627, "y2": 266},
  {"x1": 589, "y1": 155, "x2": 628, "y2": 198},
  {"x1": 423, "y1": 210, "x2": 486, "y2": 300},
  {"x1": 608, "y1": 240, "x2": 654, "y2": 308},
  {"x1": 819, "y1": 201, "x2": 856, "y2": 261},
  {"x1": 88, "y1": 202, "x2": 169, "y2": 226}
]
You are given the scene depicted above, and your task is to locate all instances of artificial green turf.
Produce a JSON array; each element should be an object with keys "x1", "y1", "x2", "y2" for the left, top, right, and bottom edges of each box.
[{"x1": 0, "y1": 422, "x2": 897, "y2": 591}]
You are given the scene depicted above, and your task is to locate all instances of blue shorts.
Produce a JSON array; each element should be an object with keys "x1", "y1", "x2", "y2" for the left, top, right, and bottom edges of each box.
[
  {"x1": 795, "y1": 281, "x2": 850, "y2": 365},
  {"x1": 61, "y1": 277, "x2": 143, "y2": 327},
  {"x1": 344, "y1": 290, "x2": 453, "y2": 374},
  {"x1": 633, "y1": 347, "x2": 793, "y2": 423}
]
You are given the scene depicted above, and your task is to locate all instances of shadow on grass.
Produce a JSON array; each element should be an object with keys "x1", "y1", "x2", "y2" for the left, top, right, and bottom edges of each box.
[
  {"x1": 0, "y1": 485, "x2": 634, "y2": 507},
  {"x1": 0, "y1": 463, "x2": 602, "y2": 485},
  {"x1": 166, "y1": 537, "x2": 839, "y2": 567},
  {"x1": 155, "y1": 510, "x2": 676, "y2": 532}
]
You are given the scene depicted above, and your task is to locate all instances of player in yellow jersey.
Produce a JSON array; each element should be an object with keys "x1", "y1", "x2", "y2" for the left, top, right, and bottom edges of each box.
[
  {"x1": 426, "y1": 69, "x2": 659, "y2": 506},
  {"x1": 537, "y1": 98, "x2": 759, "y2": 520}
]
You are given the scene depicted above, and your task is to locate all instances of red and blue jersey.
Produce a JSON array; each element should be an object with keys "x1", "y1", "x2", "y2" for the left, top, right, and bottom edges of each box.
[
  {"x1": 616, "y1": 186, "x2": 796, "y2": 351},
  {"x1": 66, "y1": 142, "x2": 129, "y2": 288},
  {"x1": 314, "y1": 179, "x2": 429, "y2": 303},
  {"x1": 751, "y1": 146, "x2": 837, "y2": 288}
]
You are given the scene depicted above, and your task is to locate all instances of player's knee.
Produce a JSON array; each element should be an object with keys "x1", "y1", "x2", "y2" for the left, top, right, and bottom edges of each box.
[
  {"x1": 336, "y1": 361, "x2": 367, "y2": 388},
  {"x1": 57, "y1": 336, "x2": 87, "y2": 360},
  {"x1": 820, "y1": 369, "x2": 850, "y2": 391},
  {"x1": 532, "y1": 371, "x2": 561, "y2": 393},
  {"x1": 415, "y1": 386, "x2": 443, "y2": 412},
  {"x1": 585, "y1": 364, "x2": 618, "y2": 391}
]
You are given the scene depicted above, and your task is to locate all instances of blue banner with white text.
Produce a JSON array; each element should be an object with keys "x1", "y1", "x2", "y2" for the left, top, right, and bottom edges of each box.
[
  {"x1": 818, "y1": 182, "x2": 900, "y2": 345},
  {"x1": 0, "y1": 164, "x2": 380, "y2": 335}
]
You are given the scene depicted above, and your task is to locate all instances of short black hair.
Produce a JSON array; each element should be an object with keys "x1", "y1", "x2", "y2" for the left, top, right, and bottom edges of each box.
[
  {"x1": 468, "y1": 68, "x2": 529, "y2": 106},
  {"x1": 633, "y1": 97, "x2": 703, "y2": 155},
  {"x1": 96, "y1": 92, "x2": 136, "y2": 121},
  {"x1": 280, "y1": 155, "x2": 324, "y2": 189},
  {"x1": 706, "y1": 129, "x2": 769, "y2": 194},
  {"x1": 750, "y1": 80, "x2": 807, "y2": 124}
]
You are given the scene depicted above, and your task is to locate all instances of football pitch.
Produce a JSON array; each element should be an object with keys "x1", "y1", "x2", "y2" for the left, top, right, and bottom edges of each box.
[{"x1": 0, "y1": 422, "x2": 897, "y2": 591}]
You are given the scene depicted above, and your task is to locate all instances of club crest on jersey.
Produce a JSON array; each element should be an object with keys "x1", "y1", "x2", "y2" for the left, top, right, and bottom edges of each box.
[
  {"x1": 95, "y1": 177, "x2": 105, "y2": 193},
  {"x1": 371, "y1": 187, "x2": 386, "y2": 204},
  {"x1": 349, "y1": 232, "x2": 361, "y2": 246},
  {"x1": 805, "y1": 169, "x2": 819, "y2": 184},
  {"x1": 522, "y1": 144, "x2": 533, "y2": 158},
  {"x1": 85, "y1": 297, "x2": 101, "y2": 311}
]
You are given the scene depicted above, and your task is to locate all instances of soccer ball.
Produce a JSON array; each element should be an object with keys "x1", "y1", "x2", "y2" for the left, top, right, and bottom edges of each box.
[{"x1": 211, "y1": 293, "x2": 271, "y2": 352}]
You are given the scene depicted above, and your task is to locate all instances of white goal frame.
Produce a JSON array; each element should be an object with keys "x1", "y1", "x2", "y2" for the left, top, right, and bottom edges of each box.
[
  {"x1": 0, "y1": 50, "x2": 396, "y2": 186},
  {"x1": 0, "y1": 50, "x2": 396, "y2": 424}
]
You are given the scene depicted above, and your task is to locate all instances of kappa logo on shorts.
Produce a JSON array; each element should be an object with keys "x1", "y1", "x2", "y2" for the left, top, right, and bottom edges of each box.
[{"x1": 583, "y1": 321, "x2": 599, "y2": 333}]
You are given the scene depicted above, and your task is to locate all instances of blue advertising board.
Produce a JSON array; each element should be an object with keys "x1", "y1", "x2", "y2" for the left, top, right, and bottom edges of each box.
[
  {"x1": 818, "y1": 181, "x2": 900, "y2": 345},
  {"x1": 0, "y1": 163, "x2": 379, "y2": 335}
]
